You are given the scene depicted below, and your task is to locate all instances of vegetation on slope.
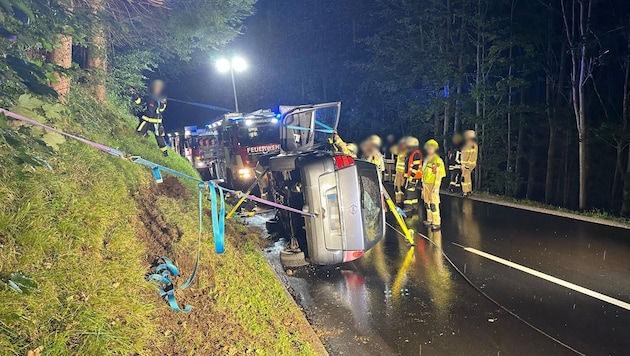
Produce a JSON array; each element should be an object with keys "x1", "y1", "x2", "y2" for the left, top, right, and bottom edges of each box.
[{"x1": 0, "y1": 87, "x2": 318, "y2": 355}]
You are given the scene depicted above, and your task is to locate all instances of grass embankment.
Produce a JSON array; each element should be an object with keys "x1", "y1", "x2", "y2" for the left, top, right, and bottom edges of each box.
[{"x1": 0, "y1": 89, "x2": 319, "y2": 355}]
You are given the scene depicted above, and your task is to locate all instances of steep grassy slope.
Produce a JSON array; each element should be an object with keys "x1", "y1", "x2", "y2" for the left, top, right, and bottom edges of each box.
[{"x1": 0, "y1": 88, "x2": 319, "y2": 355}]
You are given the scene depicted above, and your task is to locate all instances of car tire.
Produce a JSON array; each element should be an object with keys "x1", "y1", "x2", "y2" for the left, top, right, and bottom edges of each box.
[
  {"x1": 279, "y1": 250, "x2": 308, "y2": 268},
  {"x1": 266, "y1": 217, "x2": 282, "y2": 233}
]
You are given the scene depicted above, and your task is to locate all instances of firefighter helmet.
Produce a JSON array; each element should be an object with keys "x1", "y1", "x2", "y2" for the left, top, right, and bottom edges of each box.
[
  {"x1": 425, "y1": 139, "x2": 439, "y2": 149},
  {"x1": 367, "y1": 135, "x2": 382, "y2": 148},
  {"x1": 464, "y1": 130, "x2": 476, "y2": 139},
  {"x1": 406, "y1": 137, "x2": 420, "y2": 147}
]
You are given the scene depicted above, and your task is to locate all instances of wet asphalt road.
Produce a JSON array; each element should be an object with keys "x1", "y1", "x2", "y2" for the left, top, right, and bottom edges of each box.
[{"x1": 257, "y1": 195, "x2": 630, "y2": 356}]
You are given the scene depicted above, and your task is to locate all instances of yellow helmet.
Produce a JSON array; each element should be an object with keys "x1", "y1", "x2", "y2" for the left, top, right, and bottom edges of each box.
[
  {"x1": 406, "y1": 137, "x2": 420, "y2": 147},
  {"x1": 425, "y1": 139, "x2": 439, "y2": 149},
  {"x1": 464, "y1": 130, "x2": 476, "y2": 139},
  {"x1": 367, "y1": 135, "x2": 382, "y2": 148}
]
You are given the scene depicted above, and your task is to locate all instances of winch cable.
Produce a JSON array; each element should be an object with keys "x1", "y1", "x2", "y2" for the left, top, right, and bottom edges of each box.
[
  {"x1": 384, "y1": 222, "x2": 585, "y2": 356},
  {"x1": 167, "y1": 98, "x2": 233, "y2": 113},
  {"x1": 1, "y1": 108, "x2": 227, "y2": 312}
]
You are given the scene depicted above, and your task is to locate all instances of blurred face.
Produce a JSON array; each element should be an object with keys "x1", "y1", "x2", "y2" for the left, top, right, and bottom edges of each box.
[
  {"x1": 426, "y1": 146, "x2": 437, "y2": 155},
  {"x1": 152, "y1": 85, "x2": 163, "y2": 95}
]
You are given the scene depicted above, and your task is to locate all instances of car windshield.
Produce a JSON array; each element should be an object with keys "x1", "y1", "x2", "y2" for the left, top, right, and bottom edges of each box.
[
  {"x1": 357, "y1": 162, "x2": 384, "y2": 249},
  {"x1": 237, "y1": 124, "x2": 278, "y2": 147}
]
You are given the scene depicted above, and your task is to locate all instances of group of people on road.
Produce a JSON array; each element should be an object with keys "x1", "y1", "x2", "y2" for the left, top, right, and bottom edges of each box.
[
  {"x1": 333, "y1": 130, "x2": 479, "y2": 231},
  {"x1": 447, "y1": 130, "x2": 478, "y2": 197}
]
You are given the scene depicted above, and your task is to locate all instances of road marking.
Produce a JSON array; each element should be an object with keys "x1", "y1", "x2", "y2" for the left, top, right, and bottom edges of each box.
[{"x1": 457, "y1": 245, "x2": 630, "y2": 312}]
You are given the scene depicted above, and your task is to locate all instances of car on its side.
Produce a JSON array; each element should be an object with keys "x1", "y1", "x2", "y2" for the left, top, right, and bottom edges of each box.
[{"x1": 259, "y1": 102, "x2": 386, "y2": 265}]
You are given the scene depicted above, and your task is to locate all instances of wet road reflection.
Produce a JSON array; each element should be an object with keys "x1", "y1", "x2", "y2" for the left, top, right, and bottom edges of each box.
[{"x1": 260, "y1": 195, "x2": 630, "y2": 355}]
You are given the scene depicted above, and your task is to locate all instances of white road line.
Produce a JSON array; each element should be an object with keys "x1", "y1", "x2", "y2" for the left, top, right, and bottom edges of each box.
[{"x1": 460, "y1": 246, "x2": 630, "y2": 312}]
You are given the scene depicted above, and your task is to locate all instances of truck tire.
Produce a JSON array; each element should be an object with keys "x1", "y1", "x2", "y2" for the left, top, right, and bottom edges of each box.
[{"x1": 280, "y1": 250, "x2": 308, "y2": 268}]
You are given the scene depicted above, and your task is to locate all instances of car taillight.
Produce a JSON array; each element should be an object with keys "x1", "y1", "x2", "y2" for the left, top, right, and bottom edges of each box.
[
  {"x1": 333, "y1": 155, "x2": 355, "y2": 170},
  {"x1": 343, "y1": 250, "x2": 364, "y2": 262}
]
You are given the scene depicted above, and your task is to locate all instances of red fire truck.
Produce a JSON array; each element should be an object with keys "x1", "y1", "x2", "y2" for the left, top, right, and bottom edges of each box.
[{"x1": 177, "y1": 109, "x2": 281, "y2": 188}]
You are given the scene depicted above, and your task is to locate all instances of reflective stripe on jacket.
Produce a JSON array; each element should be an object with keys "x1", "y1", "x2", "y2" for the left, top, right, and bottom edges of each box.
[{"x1": 461, "y1": 142, "x2": 478, "y2": 168}]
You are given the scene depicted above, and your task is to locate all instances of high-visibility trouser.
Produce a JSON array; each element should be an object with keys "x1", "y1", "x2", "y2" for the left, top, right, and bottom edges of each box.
[
  {"x1": 394, "y1": 171, "x2": 406, "y2": 204},
  {"x1": 462, "y1": 168, "x2": 474, "y2": 193},
  {"x1": 422, "y1": 183, "x2": 441, "y2": 226},
  {"x1": 404, "y1": 179, "x2": 421, "y2": 211},
  {"x1": 136, "y1": 118, "x2": 167, "y2": 151},
  {"x1": 449, "y1": 164, "x2": 462, "y2": 190}
]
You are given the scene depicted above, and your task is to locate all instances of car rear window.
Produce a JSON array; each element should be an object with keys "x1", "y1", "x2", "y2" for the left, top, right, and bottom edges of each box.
[{"x1": 357, "y1": 162, "x2": 383, "y2": 249}]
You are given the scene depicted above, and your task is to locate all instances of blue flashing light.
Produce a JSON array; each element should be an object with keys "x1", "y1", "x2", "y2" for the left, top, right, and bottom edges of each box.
[{"x1": 275, "y1": 113, "x2": 282, "y2": 119}]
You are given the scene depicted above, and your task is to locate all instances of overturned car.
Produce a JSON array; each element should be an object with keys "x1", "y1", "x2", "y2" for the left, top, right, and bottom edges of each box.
[{"x1": 258, "y1": 102, "x2": 387, "y2": 266}]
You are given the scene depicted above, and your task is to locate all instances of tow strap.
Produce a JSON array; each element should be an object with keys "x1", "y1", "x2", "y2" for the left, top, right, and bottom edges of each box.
[
  {"x1": 1, "y1": 108, "x2": 225, "y2": 312},
  {"x1": 283, "y1": 120, "x2": 336, "y2": 134}
]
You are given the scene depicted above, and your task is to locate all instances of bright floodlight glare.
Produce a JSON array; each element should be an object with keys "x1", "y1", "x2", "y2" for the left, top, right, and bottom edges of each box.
[
  {"x1": 216, "y1": 58, "x2": 231, "y2": 73},
  {"x1": 231, "y1": 57, "x2": 247, "y2": 72}
]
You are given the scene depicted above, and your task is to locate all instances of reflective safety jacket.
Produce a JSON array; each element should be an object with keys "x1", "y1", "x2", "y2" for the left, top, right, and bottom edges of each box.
[
  {"x1": 461, "y1": 141, "x2": 478, "y2": 169},
  {"x1": 332, "y1": 135, "x2": 357, "y2": 158},
  {"x1": 134, "y1": 93, "x2": 167, "y2": 123},
  {"x1": 405, "y1": 149, "x2": 423, "y2": 180},
  {"x1": 422, "y1": 154, "x2": 446, "y2": 184},
  {"x1": 394, "y1": 147, "x2": 407, "y2": 173},
  {"x1": 364, "y1": 150, "x2": 385, "y2": 171}
]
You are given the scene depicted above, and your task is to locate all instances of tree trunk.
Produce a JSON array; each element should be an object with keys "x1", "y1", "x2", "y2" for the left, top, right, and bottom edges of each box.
[
  {"x1": 526, "y1": 142, "x2": 536, "y2": 200},
  {"x1": 87, "y1": 0, "x2": 106, "y2": 102},
  {"x1": 48, "y1": 34, "x2": 72, "y2": 97},
  {"x1": 561, "y1": 0, "x2": 592, "y2": 210}
]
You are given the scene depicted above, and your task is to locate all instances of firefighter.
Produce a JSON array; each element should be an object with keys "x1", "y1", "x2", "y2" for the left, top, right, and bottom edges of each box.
[
  {"x1": 422, "y1": 139, "x2": 446, "y2": 231},
  {"x1": 403, "y1": 137, "x2": 423, "y2": 214},
  {"x1": 461, "y1": 130, "x2": 479, "y2": 197},
  {"x1": 448, "y1": 133, "x2": 463, "y2": 193},
  {"x1": 331, "y1": 132, "x2": 358, "y2": 158},
  {"x1": 132, "y1": 79, "x2": 168, "y2": 156},
  {"x1": 382, "y1": 134, "x2": 397, "y2": 182},
  {"x1": 393, "y1": 137, "x2": 410, "y2": 207},
  {"x1": 361, "y1": 135, "x2": 385, "y2": 172}
]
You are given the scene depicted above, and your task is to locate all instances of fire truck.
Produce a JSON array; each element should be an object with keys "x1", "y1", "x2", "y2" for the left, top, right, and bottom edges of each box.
[
  {"x1": 177, "y1": 109, "x2": 281, "y2": 188},
  {"x1": 181, "y1": 125, "x2": 220, "y2": 180}
]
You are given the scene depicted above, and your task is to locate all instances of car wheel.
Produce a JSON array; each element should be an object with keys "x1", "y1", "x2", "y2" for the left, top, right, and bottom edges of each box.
[
  {"x1": 266, "y1": 217, "x2": 282, "y2": 233},
  {"x1": 279, "y1": 250, "x2": 308, "y2": 268}
]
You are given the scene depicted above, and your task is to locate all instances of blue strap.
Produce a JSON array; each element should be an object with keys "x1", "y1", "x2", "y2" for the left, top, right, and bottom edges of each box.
[
  {"x1": 131, "y1": 157, "x2": 202, "y2": 183},
  {"x1": 314, "y1": 120, "x2": 335, "y2": 132},
  {"x1": 180, "y1": 187, "x2": 204, "y2": 290},
  {"x1": 148, "y1": 257, "x2": 192, "y2": 312},
  {"x1": 208, "y1": 183, "x2": 226, "y2": 254},
  {"x1": 284, "y1": 124, "x2": 334, "y2": 134}
]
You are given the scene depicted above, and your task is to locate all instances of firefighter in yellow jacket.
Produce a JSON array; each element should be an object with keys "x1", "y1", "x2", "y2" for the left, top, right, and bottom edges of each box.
[
  {"x1": 461, "y1": 130, "x2": 479, "y2": 197},
  {"x1": 403, "y1": 137, "x2": 423, "y2": 214},
  {"x1": 132, "y1": 79, "x2": 168, "y2": 156},
  {"x1": 392, "y1": 136, "x2": 410, "y2": 207},
  {"x1": 331, "y1": 133, "x2": 358, "y2": 158},
  {"x1": 422, "y1": 139, "x2": 446, "y2": 231}
]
